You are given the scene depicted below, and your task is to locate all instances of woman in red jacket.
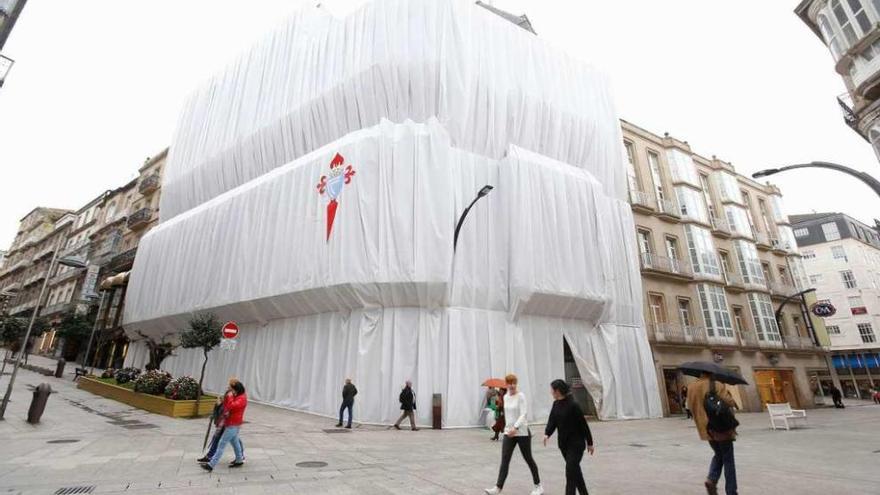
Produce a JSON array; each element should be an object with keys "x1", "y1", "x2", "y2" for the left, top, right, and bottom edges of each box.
[{"x1": 202, "y1": 378, "x2": 247, "y2": 472}]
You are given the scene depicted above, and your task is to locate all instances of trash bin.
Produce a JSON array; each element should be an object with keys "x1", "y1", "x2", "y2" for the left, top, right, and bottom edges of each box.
[
  {"x1": 432, "y1": 393, "x2": 442, "y2": 430},
  {"x1": 54, "y1": 359, "x2": 66, "y2": 378},
  {"x1": 27, "y1": 383, "x2": 52, "y2": 424}
]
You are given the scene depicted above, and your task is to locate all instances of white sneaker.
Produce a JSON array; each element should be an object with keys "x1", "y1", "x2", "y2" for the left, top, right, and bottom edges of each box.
[
  {"x1": 530, "y1": 484, "x2": 544, "y2": 495},
  {"x1": 484, "y1": 488, "x2": 500, "y2": 494}
]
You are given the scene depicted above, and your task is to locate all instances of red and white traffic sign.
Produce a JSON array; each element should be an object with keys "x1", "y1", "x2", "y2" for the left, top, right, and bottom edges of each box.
[{"x1": 222, "y1": 321, "x2": 240, "y2": 339}]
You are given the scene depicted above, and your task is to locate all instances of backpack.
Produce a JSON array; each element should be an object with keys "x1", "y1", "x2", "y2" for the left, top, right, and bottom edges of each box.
[{"x1": 704, "y1": 379, "x2": 739, "y2": 433}]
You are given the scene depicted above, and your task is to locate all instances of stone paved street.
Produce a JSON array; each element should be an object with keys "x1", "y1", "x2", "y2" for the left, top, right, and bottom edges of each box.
[{"x1": 0, "y1": 359, "x2": 879, "y2": 494}]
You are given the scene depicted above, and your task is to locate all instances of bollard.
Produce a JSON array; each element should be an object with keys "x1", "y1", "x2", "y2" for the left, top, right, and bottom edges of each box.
[
  {"x1": 54, "y1": 359, "x2": 66, "y2": 378},
  {"x1": 432, "y1": 393, "x2": 442, "y2": 430},
  {"x1": 27, "y1": 383, "x2": 52, "y2": 424}
]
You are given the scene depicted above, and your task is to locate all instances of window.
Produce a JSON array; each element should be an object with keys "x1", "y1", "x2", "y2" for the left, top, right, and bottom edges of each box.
[
  {"x1": 832, "y1": 245, "x2": 848, "y2": 262},
  {"x1": 678, "y1": 299, "x2": 693, "y2": 327},
  {"x1": 666, "y1": 149, "x2": 700, "y2": 186},
  {"x1": 822, "y1": 222, "x2": 841, "y2": 241},
  {"x1": 676, "y1": 186, "x2": 708, "y2": 223},
  {"x1": 700, "y1": 174, "x2": 716, "y2": 222},
  {"x1": 713, "y1": 172, "x2": 742, "y2": 204},
  {"x1": 624, "y1": 141, "x2": 640, "y2": 194},
  {"x1": 832, "y1": 0, "x2": 860, "y2": 46},
  {"x1": 685, "y1": 225, "x2": 721, "y2": 277},
  {"x1": 809, "y1": 274, "x2": 823, "y2": 284},
  {"x1": 794, "y1": 227, "x2": 809, "y2": 238},
  {"x1": 648, "y1": 293, "x2": 667, "y2": 327},
  {"x1": 858, "y1": 323, "x2": 876, "y2": 343},
  {"x1": 801, "y1": 250, "x2": 816, "y2": 260},
  {"x1": 647, "y1": 151, "x2": 665, "y2": 202},
  {"x1": 697, "y1": 284, "x2": 734, "y2": 338},
  {"x1": 848, "y1": 295, "x2": 864, "y2": 308},
  {"x1": 719, "y1": 251, "x2": 732, "y2": 276},
  {"x1": 637, "y1": 229, "x2": 652, "y2": 256},
  {"x1": 732, "y1": 306, "x2": 746, "y2": 333},
  {"x1": 841, "y1": 270, "x2": 858, "y2": 288},
  {"x1": 757, "y1": 198, "x2": 773, "y2": 235},
  {"x1": 734, "y1": 240, "x2": 764, "y2": 286},
  {"x1": 724, "y1": 205, "x2": 752, "y2": 238},
  {"x1": 826, "y1": 325, "x2": 841, "y2": 335},
  {"x1": 761, "y1": 262, "x2": 773, "y2": 284},
  {"x1": 818, "y1": 13, "x2": 844, "y2": 60},
  {"x1": 665, "y1": 237, "x2": 681, "y2": 270},
  {"x1": 748, "y1": 293, "x2": 781, "y2": 342}
]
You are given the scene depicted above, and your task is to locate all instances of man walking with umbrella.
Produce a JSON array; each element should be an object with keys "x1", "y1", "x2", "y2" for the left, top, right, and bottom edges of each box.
[{"x1": 680, "y1": 362, "x2": 744, "y2": 495}]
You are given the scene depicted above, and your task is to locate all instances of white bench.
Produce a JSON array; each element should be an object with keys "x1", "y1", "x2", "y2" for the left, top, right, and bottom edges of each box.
[{"x1": 767, "y1": 402, "x2": 807, "y2": 430}]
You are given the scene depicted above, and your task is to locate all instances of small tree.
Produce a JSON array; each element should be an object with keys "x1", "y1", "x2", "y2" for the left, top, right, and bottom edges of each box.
[
  {"x1": 179, "y1": 313, "x2": 222, "y2": 415},
  {"x1": 0, "y1": 315, "x2": 26, "y2": 376},
  {"x1": 135, "y1": 331, "x2": 179, "y2": 371},
  {"x1": 55, "y1": 311, "x2": 93, "y2": 362}
]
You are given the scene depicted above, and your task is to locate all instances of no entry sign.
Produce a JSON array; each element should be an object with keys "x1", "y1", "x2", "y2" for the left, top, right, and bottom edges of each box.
[{"x1": 222, "y1": 321, "x2": 240, "y2": 339}]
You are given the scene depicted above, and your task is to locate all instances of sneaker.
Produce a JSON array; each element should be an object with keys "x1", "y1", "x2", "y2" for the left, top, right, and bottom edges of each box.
[
  {"x1": 196, "y1": 456, "x2": 209, "y2": 463},
  {"x1": 411, "y1": 427, "x2": 419, "y2": 431},
  {"x1": 335, "y1": 423, "x2": 342, "y2": 427},
  {"x1": 229, "y1": 461, "x2": 244, "y2": 468},
  {"x1": 484, "y1": 488, "x2": 500, "y2": 495},
  {"x1": 530, "y1": 484, "x2": 544, "y2": 495},
  {"x1": 200, "y1": 463, "x2": 213, "y2": 473},
  {"x1": 345, "y1": 424, "x2": 352, "y2": 429},
  {"x1": 393, "y1": 424, "x2": 401, "y2": 430}
]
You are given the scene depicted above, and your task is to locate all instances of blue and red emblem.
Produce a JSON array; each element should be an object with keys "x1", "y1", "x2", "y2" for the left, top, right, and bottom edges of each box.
[{"x1": 316, "y1": 153, "x2": 356, "y2": 241}]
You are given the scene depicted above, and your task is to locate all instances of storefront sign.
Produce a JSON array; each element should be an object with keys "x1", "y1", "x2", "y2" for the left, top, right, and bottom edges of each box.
[
  {"x1": 851, "y1": 306, "x2": 868, "y2": 315},
  {"x1": 811, "y1": 301, "x2": 836, "y2": 318}
]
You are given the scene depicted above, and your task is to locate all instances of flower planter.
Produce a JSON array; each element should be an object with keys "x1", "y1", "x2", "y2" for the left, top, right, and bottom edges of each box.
[{"x1": 77, "y1": 377, "x2": 215, "y2": 418}]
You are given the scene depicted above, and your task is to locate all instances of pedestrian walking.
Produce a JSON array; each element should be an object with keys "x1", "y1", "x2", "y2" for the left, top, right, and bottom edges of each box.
[
  {"x1": 543, "y1": 379, "x2": 594, "y2": 495},
  {"x1": 393, "y1": 380, "x2": 419, "y2": 431},
  {"x1": 484, "y1": 373, "x2": 543, "y2": 495},
  {"x1": 197, "y1": 393, "x2": 246, "y2": 464},
  {"x1": 201, "y1": 379, "x2": 247, "y2": 472},
  {"x1": 686, "y1": 372, "x2": 739, "y2": 495},
  {"x1": 830, "y1": 385, "x2": 845, "y2": 408},
  {"x1": 491, "y1": 388, "x2": 506, "y2": 441},
  {"x1": 336, "y1": 378, "x2": 357, "y2": 429},
  {"x1": 682, "y1": 384, "x2": 692, "y2": 419}
]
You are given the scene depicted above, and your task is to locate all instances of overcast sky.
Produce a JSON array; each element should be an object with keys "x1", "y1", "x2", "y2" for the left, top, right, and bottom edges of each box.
[{"x1": 1, "y1": 0, "x2": 878, "y2": 249}]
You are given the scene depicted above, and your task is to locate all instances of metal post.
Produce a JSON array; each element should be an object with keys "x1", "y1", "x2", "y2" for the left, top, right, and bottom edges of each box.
[
  {"x1": 84, "y1": 290, "x2": 107, "y2": 375},
  {"x1": 453, "y1": 185, "x2": 493, "y2": 251},
  {"x1": 0, "y1": 235, "x2": 63, "y2": 420},
  {"x1": 0, "y1": 0, "x2": 28, "y2": 51},
  {"x1": 846, "y1": 353, "x2": 861, "y2": 400}
]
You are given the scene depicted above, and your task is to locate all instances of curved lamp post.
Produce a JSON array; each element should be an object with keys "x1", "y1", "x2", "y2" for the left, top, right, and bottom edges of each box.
[
  {"x1": 453, "y1": 185, "x2": 494, "y2": 251},
  {"x1": 752, "y1": 161, "x2": 880, "y2": 199}
]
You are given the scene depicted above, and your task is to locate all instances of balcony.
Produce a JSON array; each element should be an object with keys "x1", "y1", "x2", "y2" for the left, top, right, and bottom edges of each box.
[
  {"x1": 710, "y1": 216, "x2": 731, "y2": 238},
  {"x1": 639, "y1": 253, "x2": 693, "y2": 280},
  {"x1": 655, "y1": 198, "x2": 681, "y2": 222},
  {"x1": 32, "y1": 245, "x2": 56, "y2": 262},
  {"x1": 723, "y1": 271, "x2": 745, "y2": 292},
  {"x1": 770, "y1": 238, "x2": 795, "y2": 254},
  {"x1": 41, "y1": 301, "x2": 76, "y2": 317},
  {"x1": 754, "y1": 232, "x2": 772, "y2": 250},
  {"x1": 3, "y1": 258, "x2": 30, "y2": 276},
  {"x1": 737, "y1": 330, "x2": 759, "y2": 348},
  {"x1": 138, "y1": 173, "x2": 161, "y2": 195},
  {"x1": 769, "y1": 281, "x2": 798, "y2": 298},
  {"x1": 127, "y1": 207, "x2": 153, "y2": 230},
  {"x1": 49, "y1": 266, "x2": 85, "y2": 286},
  {"x1": 783, "y1": 335, "x2": 817, "y2": 351},
  {"x1": 628, "y1": 190, "x2": 655, "y2": 213},
  {"x1": 649, "y1": 323, "x2": 708, "y2": 346},
  {"x1": 757, "y1": 337, "x2": 784, "y2": 349},
  {"x1": 22, "y1": 272, "x2": 46, "y2": 288},
  {"x1": 107, "y1": 247, "x2": 138, "y2": 272},
  {"x1": 837, "y1": 93, "x2": 862, "y2": 138}
]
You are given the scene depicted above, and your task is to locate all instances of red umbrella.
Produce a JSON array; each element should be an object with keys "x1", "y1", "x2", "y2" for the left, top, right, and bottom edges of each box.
[{"x1": 482, "y1": 378, "x2": 507, "y2": 388}]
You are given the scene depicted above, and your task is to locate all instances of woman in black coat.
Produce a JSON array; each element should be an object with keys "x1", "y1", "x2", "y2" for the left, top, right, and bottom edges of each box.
[{"x1": 543, "y1": 379, "x2": 594, "y2": 495}]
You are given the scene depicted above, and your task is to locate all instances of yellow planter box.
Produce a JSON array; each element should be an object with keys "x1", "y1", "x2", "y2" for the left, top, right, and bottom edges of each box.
[{"x1": 77, "y1": 377, "x2": 216, "y2": 418}]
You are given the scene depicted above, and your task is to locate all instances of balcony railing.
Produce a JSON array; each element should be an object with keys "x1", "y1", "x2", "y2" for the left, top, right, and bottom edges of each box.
[
  {"x1": 49, "y1": 267, "x2": 85, "y2": 286},
  {"x1": 628, "y1": 190, "x2": 655, "y2": 210},
  {"x1": 710, "y1": 216, "x2": 731, "y2": 236},
  {"x1": 92, "y1": 232, "x2": 122, "y2": 260},
  {"x1": 838, "y1": 93, "x2": 861, "y2": 135},
  {"x1": 656, "y1": 198, "x2": 680, "y2": 218},
  {"x1": 639, "y1": 253, "x2": 693, "y2": 278},
  {"x1": 770, "y1": 281, "x2": 798, "y2": 297},
  {"x1": 650, "y1": 323, "x2": 708, "y2": 345},
  {"x1": 22, "y1": 272, "x2": 46, "y2": 288},
  {"x1": 107, "y1": 247, "x2": 138, "y2": 272},
  {"x1": 737, "y1": 330, "x2": 759, "y2": 347},
  {"x1": 32, "y1": 245, "x2": 56, "y2": 262},
  {"x1": 783, "y1": 335, "x2": 817, "y2": 350},
  {"x1": 127, "y1": 207, "x2": 153, "y2": 230},
  {"x1": 138, "y1": 173, "x2": 161, "y2": 195},
  {"x1": 754, "y1": 232, "x2": 771, "y2": 247},
  {"x1": 757, "y1": 336, "x2": 784, "y2": 349},
  {"x1": 40, "y1": 301, "x2": 75, "y2": 317},
  {"x1": 723, "y1": 271, "x2": 745, "y2": 289}
]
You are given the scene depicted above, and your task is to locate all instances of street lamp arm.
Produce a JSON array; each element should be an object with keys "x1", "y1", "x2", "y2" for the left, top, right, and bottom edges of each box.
[{"x1": 753, "y1": 162, "x2": 880, "y2": 198}]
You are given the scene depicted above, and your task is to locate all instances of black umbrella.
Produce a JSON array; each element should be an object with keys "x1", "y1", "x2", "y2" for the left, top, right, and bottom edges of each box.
[{"x1": 677, "y1": 361, "x2": 748, "y2": 385}]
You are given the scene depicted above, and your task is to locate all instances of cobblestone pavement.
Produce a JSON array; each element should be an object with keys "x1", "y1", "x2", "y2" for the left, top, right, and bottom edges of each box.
[{"x1": 0, "y1": 356, "x2": 878, "y2": 494}]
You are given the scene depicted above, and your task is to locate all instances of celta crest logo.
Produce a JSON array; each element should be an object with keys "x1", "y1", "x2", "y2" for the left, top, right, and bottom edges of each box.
[{"x1": 316, "y1": 153, "x2": 356, "y2": 241}]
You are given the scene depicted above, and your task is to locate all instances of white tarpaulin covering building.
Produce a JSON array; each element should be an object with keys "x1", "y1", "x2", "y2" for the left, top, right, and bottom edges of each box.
[{"x1": 123, "y1": 0, "x2": 662, "y2": 425}]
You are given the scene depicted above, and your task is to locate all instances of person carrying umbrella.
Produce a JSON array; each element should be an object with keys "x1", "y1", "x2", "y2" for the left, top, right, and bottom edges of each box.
[{"x1": 680, "y1": 362, "x2": 744, "y2": 495}]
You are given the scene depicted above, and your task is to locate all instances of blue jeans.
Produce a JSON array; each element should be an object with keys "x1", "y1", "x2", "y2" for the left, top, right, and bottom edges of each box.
[
  {"x1": 339, "y1": 401, "x2": 353, "y2": 426},
  {"x1": 708, "y1": 440, "x2": 737, "y2": 495},
  {"x1": 209, "y1": 426, "x2": 243, "y2": 468},
  {"x1": 206, "y1": 426, "x2": 245, "y2": 460}
]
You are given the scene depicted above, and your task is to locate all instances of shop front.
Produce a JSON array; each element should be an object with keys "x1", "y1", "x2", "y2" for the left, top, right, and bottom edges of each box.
[{"x1": 754, "y1": 368, "x2": 800, "y2": 408}]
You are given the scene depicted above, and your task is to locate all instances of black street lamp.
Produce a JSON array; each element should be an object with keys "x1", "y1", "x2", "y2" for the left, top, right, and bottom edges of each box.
[
  {"x1": 752, "y1": 161, "x2": 880, "y2": 199},
  {"x1": 453, "y1": 185, "x2": 494, "y2": 251},
  {"x1": 773, "y1": 288, "x2": 818, "y2": 347}
]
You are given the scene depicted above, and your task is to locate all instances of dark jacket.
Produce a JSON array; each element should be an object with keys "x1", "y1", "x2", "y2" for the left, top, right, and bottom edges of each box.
[
  {"x1": 544, "y1": 396, "x2": 593, "y2": 450},
  {"x1": 399, "y1": 386, "x2": 416, "y2": 411},
  {"x1": 342, "y1": 383, "x2": 358, "y2": 404}
]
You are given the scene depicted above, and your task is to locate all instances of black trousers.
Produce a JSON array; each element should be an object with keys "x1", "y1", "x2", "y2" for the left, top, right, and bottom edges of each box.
[
  {"x1": 561, "y1": 443, "x2": 589, "y2": 495},
  {"x1": 338, "y1": 401, "x2": 353, "y2": 426},
  {"x1": 496, "y1": 435, "x2": 541, "y2": 489}
]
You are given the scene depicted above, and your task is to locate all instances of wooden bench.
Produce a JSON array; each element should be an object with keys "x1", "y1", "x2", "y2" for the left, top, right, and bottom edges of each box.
[{"x1": 766, "y1": 402, "x2": 807, "y2": 430}]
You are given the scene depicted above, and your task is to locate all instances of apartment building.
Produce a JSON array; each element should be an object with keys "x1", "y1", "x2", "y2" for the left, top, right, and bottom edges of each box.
[
  {"x1": 622, "y1": 120, "x2": 833, "y2": 415},
  {"x1": 796, "y1": 0, "x2": 880, "y2": 159},
  {"x1": 791, "y1": 212, "x2": 880, "y2": 398}
]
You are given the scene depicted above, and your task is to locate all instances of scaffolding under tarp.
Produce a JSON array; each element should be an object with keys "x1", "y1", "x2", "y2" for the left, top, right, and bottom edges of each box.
[{"x1": 123, "y1": 0, "x2": 662, "y2": 426}]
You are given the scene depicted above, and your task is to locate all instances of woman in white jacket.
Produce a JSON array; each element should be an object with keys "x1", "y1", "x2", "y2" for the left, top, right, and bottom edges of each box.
[{"x1": 485, "y1": 373, "x2": 543, "y2": 495}]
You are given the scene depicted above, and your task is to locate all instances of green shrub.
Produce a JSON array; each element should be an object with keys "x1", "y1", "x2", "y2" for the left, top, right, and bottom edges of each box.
[
  {"x1": 164, "y1": 376, "x2": 201, "y2": 401},
  {"x1": 114, "y1": 367, "x2": 141, "y2": 384},
  {"x1": 133, "y1": 370, "x2": 172, "y2": 395}
]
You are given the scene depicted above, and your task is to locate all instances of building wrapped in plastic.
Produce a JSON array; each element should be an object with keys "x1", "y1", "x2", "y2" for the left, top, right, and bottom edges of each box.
[{"x1": 123, "y1": 0, "x2": 662, "y2": 425}]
